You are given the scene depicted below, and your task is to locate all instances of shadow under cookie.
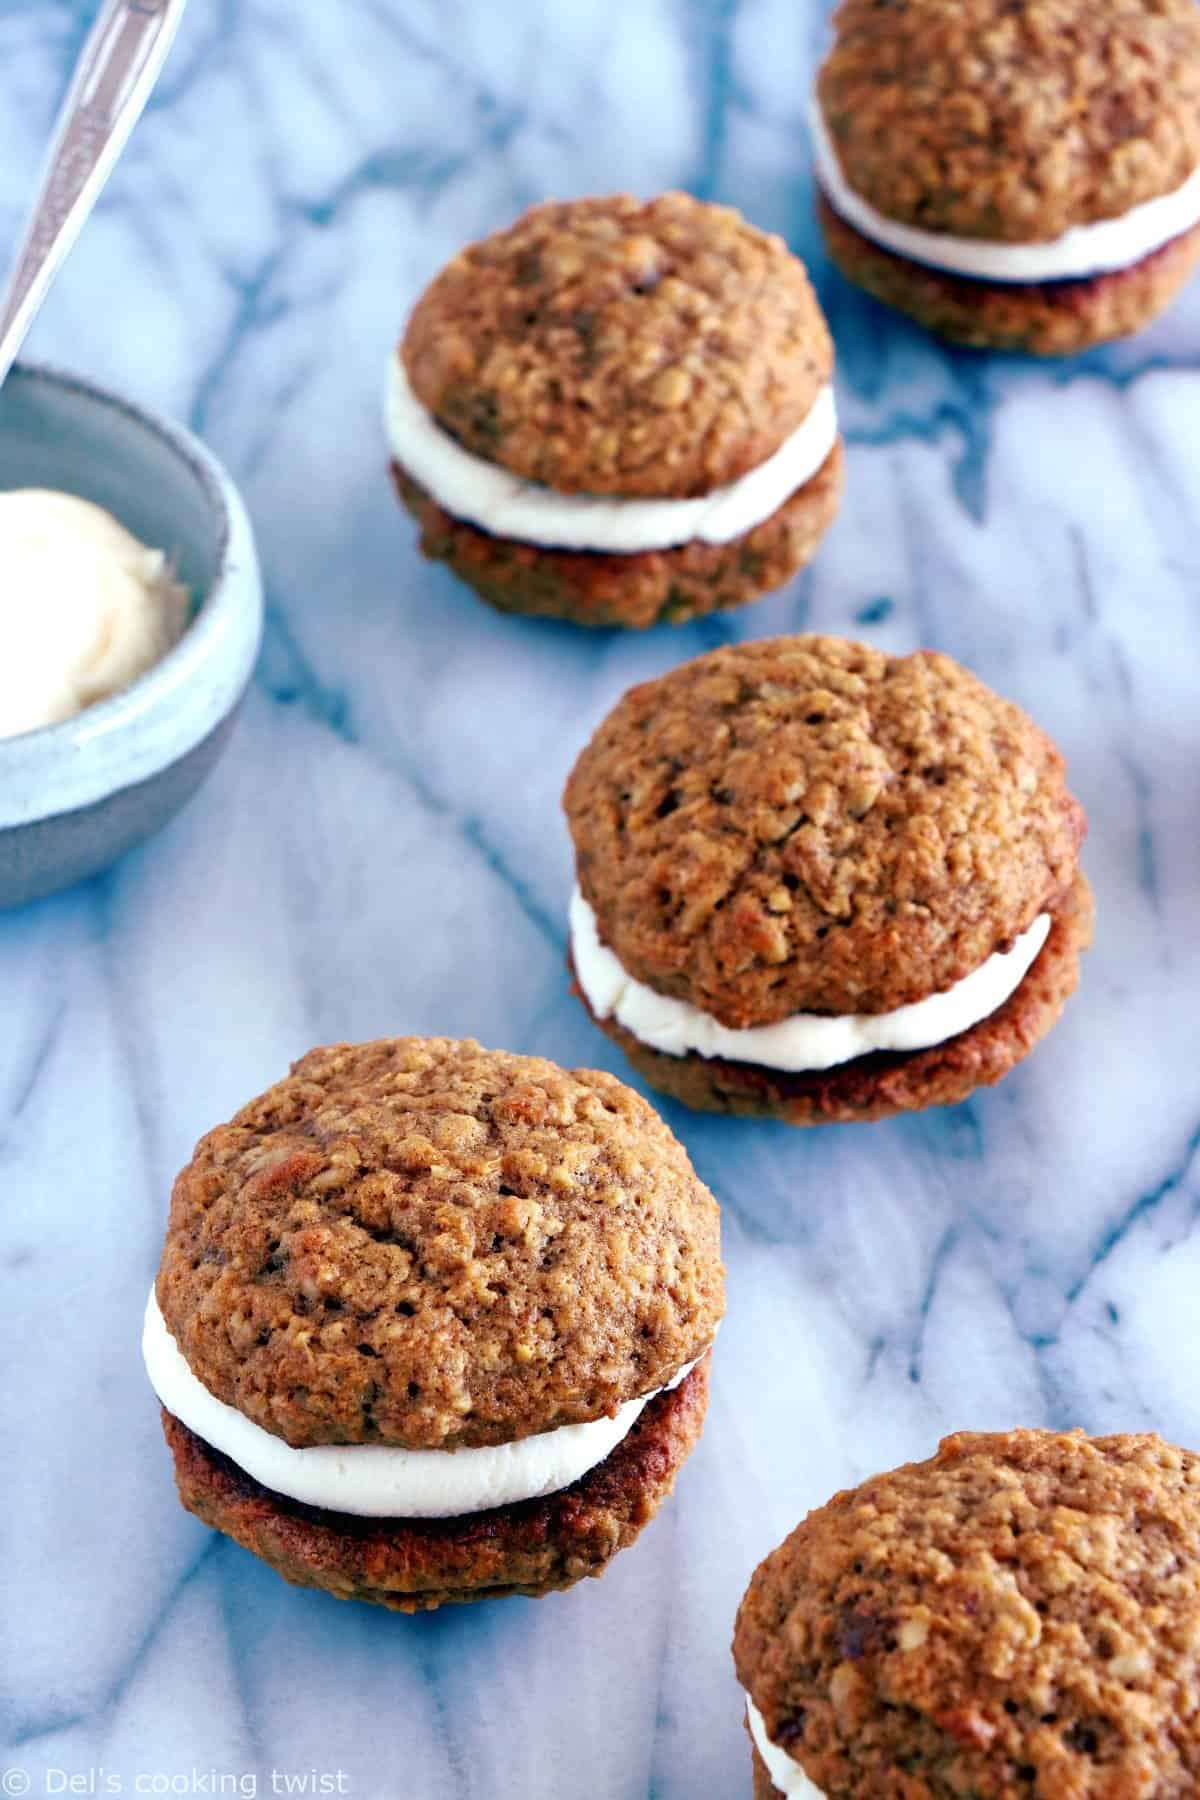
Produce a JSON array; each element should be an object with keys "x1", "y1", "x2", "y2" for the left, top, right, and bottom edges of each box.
[
  {"x1": 162, "y1": 1356, "x2": 710, "y2": 1612},
  {"x1": 391, "y1": 444, "x2": 844, "y2": 630},
  {"x1": 573, "y1": 875, "x2": 1093, "y2": 1126},
  {"x1": 818, "y1": 196, "x2": 1200, "y2": 355}
]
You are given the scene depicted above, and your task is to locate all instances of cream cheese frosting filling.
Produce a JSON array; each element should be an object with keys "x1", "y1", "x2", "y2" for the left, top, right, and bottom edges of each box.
[
  {"x1": 386, "y1": 355, "x2": 839, "y2": 552},
  {"x1": 570, "y1": 886, "x2": 1052, "y2": 1073},
  {"x1": 0, "y1": 489, "x2": 189, "y2": 740},
  {"x1": 811, "y1": 98, "x2": 1200, "y2": 285},
  {"x1": 143, "y1": 1289, "x2": 704, "y2": 1520},
  {"x1": 746, "y1": 1697, "x2": 825, "y2": 1798}
]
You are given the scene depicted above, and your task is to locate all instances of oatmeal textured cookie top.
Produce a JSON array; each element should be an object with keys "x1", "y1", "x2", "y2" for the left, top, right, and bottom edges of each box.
[
  {"x1": 565, "y1": 637, "x2": 1084, "y2": 1027},
  {"x1": 734, "y1": 1430, "x2": 1200, "y2": 1798},
  {"x1": 817, "y1": 0, "x2": 1200, "y2": 243},
  {"x1": 401, "y1": 193, "x2": 832, "y2": 498},
  {"x1": 156, "y1": 1039, "x2": 723, "y2": 1452}
]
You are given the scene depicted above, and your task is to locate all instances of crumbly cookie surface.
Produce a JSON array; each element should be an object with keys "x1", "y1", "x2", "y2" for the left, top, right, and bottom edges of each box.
[
  {"x1": 163, "y1": 1356, "x2": 709, "y2": 1612},
  {"x1": 577, "y1": 874, "x2": 1091, "y2": 1125},
  {"x1": 157, "y1": 1039, "x2": 722, "y2": 1452},
  {"x1": 819, "y1": 198, "x2": 1200, "y2": 354},
  {"x1": 564, "y1": 637, "x2": 1085, "y2": 1027},
  {"x1": 401, "y1": 193, "x2": 832, "y2": 498},
  {"x1": 734, "y1": 1429, "x2": 1200, "y2": 1797},
  {"x1": 817, "y1": 0, "x2": 1200, "y2": 242},
  {"x1": 391, "y1": 441, "x2": 843, "y2": 629}
]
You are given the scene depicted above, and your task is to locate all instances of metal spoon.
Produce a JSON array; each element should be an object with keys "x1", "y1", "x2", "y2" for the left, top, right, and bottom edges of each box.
[{"x1": 0, "y1": 0, "x2": 187, "y2": 391}]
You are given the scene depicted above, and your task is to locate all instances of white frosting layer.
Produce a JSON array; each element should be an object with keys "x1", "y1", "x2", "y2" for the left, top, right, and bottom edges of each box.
[
  {"x1": 811, "y1": 98, "x2": 1200, "y2": 284},
  {"x1": 143, "y1": 1290, "x2": 701, "y2": 1519},
  {"x1": 570, "y1": 887, "x2": 1051, "y2": 1073},
  {"x1": 385, "y1": 356, "x2": 838, "y2": 552},
  {"x1": 0, "y1": 489, "x2": 189, "y2": 741},
  {"x1": 746, "y1": 1697, "x2": 824, "y2": 1798}
]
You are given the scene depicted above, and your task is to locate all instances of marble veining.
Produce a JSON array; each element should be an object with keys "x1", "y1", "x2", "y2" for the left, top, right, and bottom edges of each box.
[{"x1": 2, "y1": 2, "x2": 1200, "y2": 1796}]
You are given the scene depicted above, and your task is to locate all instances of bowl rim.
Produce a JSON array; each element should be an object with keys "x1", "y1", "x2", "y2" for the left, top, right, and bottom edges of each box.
[{"x1": 0, "y1": 360, "x2": 263, "y2": 829}]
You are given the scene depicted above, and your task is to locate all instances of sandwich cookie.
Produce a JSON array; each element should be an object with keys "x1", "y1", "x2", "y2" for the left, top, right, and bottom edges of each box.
[
  {"x1": 734, "y1": 1430, "x2": 1200, "y2": 1795},
  {"x1": 564, "y1": 636, "x2": 1091, "y2": 1125},
  {"x1": 389, "y1": 193, "x2": 843, "y2": 627},
  {"x1": 814, "y1": 0, "x2": 1200, "y2": 353},
  {"x1": 146, "y1": 1038, "x2": 723, "y2": 1610}
]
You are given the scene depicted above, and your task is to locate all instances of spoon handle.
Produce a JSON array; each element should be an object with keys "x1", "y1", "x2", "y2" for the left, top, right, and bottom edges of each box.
[{"x1": 0, "y1": 0, "x2": 188, "y2": 390}]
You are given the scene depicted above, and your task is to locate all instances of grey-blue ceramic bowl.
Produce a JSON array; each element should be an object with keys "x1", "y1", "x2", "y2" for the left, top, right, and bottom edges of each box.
[{"x1": 0, "y1": 362, "x2": 262, "y2": 907}]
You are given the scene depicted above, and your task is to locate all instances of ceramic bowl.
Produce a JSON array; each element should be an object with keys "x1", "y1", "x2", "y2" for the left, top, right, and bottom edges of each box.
[{"x1": 0, "y1": 361, "x2": 262, "y2": 907}]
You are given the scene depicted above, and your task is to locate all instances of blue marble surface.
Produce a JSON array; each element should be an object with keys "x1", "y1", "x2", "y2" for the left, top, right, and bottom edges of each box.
[{"x1": 3, "y1": 3, "x2": 1200, "y2": 1797}]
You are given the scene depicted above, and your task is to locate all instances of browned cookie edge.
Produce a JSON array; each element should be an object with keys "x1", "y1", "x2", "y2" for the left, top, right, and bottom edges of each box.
[
  {"x1": 571, "y1": 874, "x2": 1092, "y2": 1125},
  {"x1": 818, "y1": 196, "x2": 1200, "y2": 354},
  {"x1": 162, "y1": 1355, "x2": 710, "y2": 1612},
  {"x1": 391, "y1": 443, "x2": 843, "y2": 629}
]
